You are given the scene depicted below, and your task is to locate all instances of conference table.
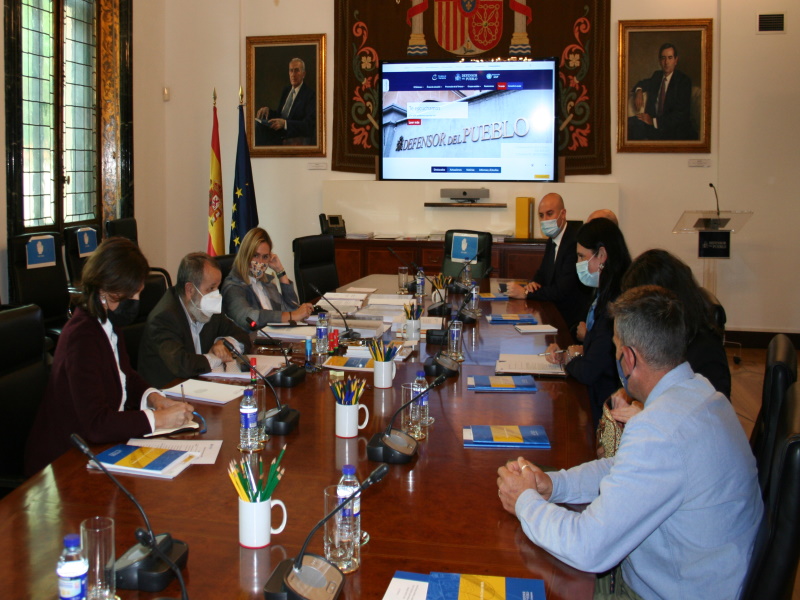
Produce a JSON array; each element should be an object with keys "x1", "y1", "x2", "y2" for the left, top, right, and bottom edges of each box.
[{"x1": 1, "y1": 275, "x2": 596, "y2": 599}]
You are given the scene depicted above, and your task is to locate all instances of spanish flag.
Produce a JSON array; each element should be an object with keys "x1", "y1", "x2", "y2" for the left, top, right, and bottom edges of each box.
[{"x1": 207, "y1": 92, "x2": 224, "y2": 256}]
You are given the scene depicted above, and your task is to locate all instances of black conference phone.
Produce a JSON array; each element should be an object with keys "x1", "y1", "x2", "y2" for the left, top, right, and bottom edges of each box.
[{"x1": 319, "y1": 213, "x2": 347, "y2": 237}]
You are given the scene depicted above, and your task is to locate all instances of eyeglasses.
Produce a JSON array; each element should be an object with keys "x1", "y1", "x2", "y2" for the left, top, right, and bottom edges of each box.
[{"x1": 192, "y1": 411, "x2": 208, "y2": 434}]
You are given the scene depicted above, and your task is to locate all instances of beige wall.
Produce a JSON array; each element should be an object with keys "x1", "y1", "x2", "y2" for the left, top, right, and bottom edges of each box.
[{"x1": 2, "y1": 0, "x2": 798, "y2": 332}]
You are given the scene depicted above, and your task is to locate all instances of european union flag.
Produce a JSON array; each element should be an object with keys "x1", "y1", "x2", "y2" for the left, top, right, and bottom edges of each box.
[{"x1": 229, "y1": 104, "x2": 259, "y2": 253}]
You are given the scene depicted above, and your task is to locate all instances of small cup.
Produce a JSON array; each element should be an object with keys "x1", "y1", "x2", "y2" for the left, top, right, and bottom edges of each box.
[
  {"x1": 403, "y1": 319, "x2": 421, "y2": 341},
  {"x1": 335, "y1": 402, "x2": 370, "y2": 438},
  {"x1": 447, "y1": 320, "x2": 464, "y2": 361},
  {"x1": 397, "y1": 266, "x2": 409, "y2": 293},
  {"x1": 239, "y1": 497, "x2": 287, "y2": 548},
  {"x1": 373, "y1": 360, "x2": 396, "y2": 389},
  {"x1": 323, "y1": 485, "x2": 359, "y2": 573},
  {"x1": 80, "y1": 516, "x2": 115, "y2": 600},
  {"x1": 400, "y1": 382, "x2": 426, "y2": 441},
  {"x1": 255, "y1": 382, "x2": 270, "y2": 442}
]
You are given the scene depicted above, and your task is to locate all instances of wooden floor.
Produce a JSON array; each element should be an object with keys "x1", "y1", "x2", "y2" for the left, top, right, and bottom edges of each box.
[{"x1": 727, "y1": 346, "x2": 800, "y2": 600}]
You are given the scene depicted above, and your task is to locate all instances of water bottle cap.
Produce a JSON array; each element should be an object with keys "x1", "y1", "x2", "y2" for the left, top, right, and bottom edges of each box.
[
  {"x1": 342, "y1": 464, "x2": 356, "y2": 475},
  {"x1": 417, "y1": 370, "x2": 425, "y2": 377},
  {"x1": 64, "y1": 533, "x2": 81, "y2": 549},
  {"x1": 244, "y1": 388, "x2": 253, "y2": 397}
]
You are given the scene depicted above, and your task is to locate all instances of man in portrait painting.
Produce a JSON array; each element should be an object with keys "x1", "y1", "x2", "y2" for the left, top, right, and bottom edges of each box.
[{"x1": 255, "y1": 57, "x2": 316, "y2": 146}]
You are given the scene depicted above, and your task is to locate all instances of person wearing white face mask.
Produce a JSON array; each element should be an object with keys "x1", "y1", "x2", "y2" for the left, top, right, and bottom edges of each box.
[
  {"x1": 544, "y1": 218, "x2": 631, "y2": 425},
  {"x1": 506, "y1": 193, "x2": 592, "y2": 338},
  {"x1": 222, "y1": 227, "x2": 312, "y2": 330},
  {"x1": 138, "y1": 252, "x2": 252, "y2": 388}
]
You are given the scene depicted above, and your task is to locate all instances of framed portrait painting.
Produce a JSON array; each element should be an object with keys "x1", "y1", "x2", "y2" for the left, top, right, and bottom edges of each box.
[
  {"x1": 246, "y1": 34, "x2": 326, "y2": 157},
  {"x1": 617, "y1": 19, "x2": 712, "y2": 153}
]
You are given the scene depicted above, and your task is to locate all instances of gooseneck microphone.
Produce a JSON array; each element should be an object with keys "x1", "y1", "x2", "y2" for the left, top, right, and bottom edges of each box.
[
  {"x1": 70, "y1": 434, "x2": 189, "y2": 599},
  {"x1": 310, "y1": 283, "x2": 360, "y2": 340},
  {"x1": 263, "y1": 464, "x2": 390, "y2": 600},
  {"x1": 248, "y1": 318, "x2": 282, "y2": 347},
  {"x1": 707, "y1": 183, "x2": 728, "y2": 230},
  {"x1": 222, "y1": 340, "x2": 301, "y2": 434},
  {"x1": 451, "y1": 253, "x2": 478, "y2": 294},
  {"x1": 709, "y1": 182, "x2": 721, "y2": 216},
  {"x1": 366, "y1": 373, "x2": 447, "y2": 464}
]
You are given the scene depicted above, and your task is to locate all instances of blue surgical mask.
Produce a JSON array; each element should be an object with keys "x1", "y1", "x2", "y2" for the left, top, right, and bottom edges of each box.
[
  {"x1": 540, "y1": 218, "x2": 562, "y2": 239},
  {"x1": 616, "y1": 355, "x2": 630, "y2": 394},
  {"x1": 576, "y1": 257, "x2": 600, "y2": 288}
]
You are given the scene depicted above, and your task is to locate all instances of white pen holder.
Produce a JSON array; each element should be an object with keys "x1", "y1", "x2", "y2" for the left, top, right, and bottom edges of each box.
[
  {"x1": 373, "y1": 360, "x2": 396, "y2": 389},
  {"x1": 335, "y1": 402, "x2": 370, "y2": 438},
  {"x1": 239, "y1": 497, "x2": 287, "y2": 548}
]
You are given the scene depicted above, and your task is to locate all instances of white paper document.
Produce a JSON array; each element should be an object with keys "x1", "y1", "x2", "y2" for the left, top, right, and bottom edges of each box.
[
  {"x1": 202, "y1": 354, "x2": 285, "y2": 379},
  {"x1": 514, "y1": 324, "x2": 559, "y2": 334},
  {"x1": 381, "y1": 571, "x2": 429, "y2": 600},
  {"x1": 128, "y1": 438, "x2": 223, "y2": 465},
  {"x1": 163, "y1": 379, "x2": 244, "y2": 404},
  {"x1": 261, "y1": 325, "x2": 318, "y2": 339},
  {"x1": 495, "y1": 353, "x2": 566, "y2": 377}
]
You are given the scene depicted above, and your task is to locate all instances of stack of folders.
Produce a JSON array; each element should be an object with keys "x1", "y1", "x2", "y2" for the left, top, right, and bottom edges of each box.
[
  {"x1": 381, "y1": 571, "x2": 546, "y2": 600},
  {"x1": 486, "y1": 313, "x2": 538, "y2": 324},
  {"x1": 88, "y1": 444, "x2": 199, "y2": 479},
  {"x1": 466, "y1": 375, "x2": 537, "y2": 392},
  {"x1": 462, "y1": 425, "x2": 550, "y2": 449}
]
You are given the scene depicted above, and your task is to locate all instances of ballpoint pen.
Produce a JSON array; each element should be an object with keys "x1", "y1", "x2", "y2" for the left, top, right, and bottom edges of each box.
[{"x1": 538, "y1": 350, "x2": 567, "y2": 356}]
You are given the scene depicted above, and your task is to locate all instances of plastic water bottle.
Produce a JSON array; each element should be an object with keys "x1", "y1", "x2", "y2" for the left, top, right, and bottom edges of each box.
[
  {"x1": 239, "y1": 388, "x2": 261, "y2": 451},
  {"x1": 315, "y1": 312, "x2": 329, "y2": 355},
  {"x1": 415, "y1": 370, "x2": 434, "y2": 426},
  {"x1": 337, "y1": 465, "x2": 364, "y2": 567},
  {"x1": 57, "y1": 534, "x2": 88, "y2": 600},
  {"x1": 415, "y1": 267, "x2": 425, "y2": 299}
]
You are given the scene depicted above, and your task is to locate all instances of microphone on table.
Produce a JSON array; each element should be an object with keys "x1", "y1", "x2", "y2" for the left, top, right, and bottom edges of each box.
[
  {"x1": 366, "y1": 373, "x2": 447, "y2": 464},
  {"x1": 310, "y1": 283, "x2": 360, "y2": 340},
  {"x1": 247, "y1": 318, "x2": 283, "y2": 347},
  {"x1": 222, "y1": 340, "x2": 301, "y2": 434},
  {"x1": 453, "y1": 292, "x2": 479, "y2": 324},
  {"x1": 264, "y1": 464, "x2": 390, "y2": 600},
  {"x1": 70, "y1": 434, "x2": 189, "y2": 599}
]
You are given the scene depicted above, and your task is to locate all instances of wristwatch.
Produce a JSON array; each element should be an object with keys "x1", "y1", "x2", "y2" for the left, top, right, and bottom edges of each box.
[{"x1": 275, "y1": 270, "x2": 286, "y2": 279}]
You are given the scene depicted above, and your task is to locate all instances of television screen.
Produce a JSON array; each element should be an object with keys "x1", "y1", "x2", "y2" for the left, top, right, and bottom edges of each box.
[{"x1": 380, "y1": 59, "x2": 558, "y2": 183}]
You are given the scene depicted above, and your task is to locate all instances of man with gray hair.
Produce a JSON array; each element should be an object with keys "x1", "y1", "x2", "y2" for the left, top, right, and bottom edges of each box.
[
  {"x1": 255, "y1": 57, "x2": 316, "y2": 146},
  {"x1": 139, "y1": 252, "x2": 251, "y2": 388},
  {"x1": 497, "y1": 285, "x2": 762, "y2": 599}
]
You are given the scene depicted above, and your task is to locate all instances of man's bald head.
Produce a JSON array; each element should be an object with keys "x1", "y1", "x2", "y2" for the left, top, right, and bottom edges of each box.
[{"x1": 587, "y1": 209, "x2": 618, "y2": 226}]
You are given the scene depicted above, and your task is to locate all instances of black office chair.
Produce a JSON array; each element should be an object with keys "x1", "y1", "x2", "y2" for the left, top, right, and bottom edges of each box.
[
  {"x1": 104, "y1": 217, "x2": 138, "y2": 243},
  {"x1": 215, "y1": 253, "x2": 236, "y2": 284},
  {"x1": 292, "y1": 234, "x2": 340, "y2": 304},
  {"x1": 740, "y1": 381, "x2": 800, "y2": 600},
  {"x1": 9, "y1": 233, "x2": 72, "y2": 342},
  {"x1": 751, "y1": 334, "x2": 797, "y2": 496},
  {"x1": 121, "y1": 269, "x2": 171, "y2": 371},
  {"x1": 0, "y1": 305, "x2": 49, "y2": 496},
  {"x1": 63, "y1": 225, "x2": 100, "y2": 286},
  {"x1": 442, "y1": 229, "x2": 493, "y2": 279}
]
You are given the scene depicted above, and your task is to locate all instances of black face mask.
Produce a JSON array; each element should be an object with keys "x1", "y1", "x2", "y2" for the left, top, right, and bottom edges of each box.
[{"x1": 107, "y1": 298, "x2": 140, "y2": 328}]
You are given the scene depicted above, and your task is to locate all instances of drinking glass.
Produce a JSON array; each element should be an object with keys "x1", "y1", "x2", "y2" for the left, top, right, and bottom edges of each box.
[
  {"x1": 400, "y1": 383, "x2": 425, "y2": 441},
  {"x1": 397, "y1": 266, "x2": 409, "y2": 294}
]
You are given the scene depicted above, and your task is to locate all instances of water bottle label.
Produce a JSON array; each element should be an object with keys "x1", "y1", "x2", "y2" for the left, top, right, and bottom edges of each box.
[
  {"x1": 240, "y1": 408, "x2": 257, "y2": 428},
  {"x1": 58, "y1": 575, "x2": 87, "y2": 599},
  {"x1": 316, "y1": 326, "x2": 328, "y2": 340}
]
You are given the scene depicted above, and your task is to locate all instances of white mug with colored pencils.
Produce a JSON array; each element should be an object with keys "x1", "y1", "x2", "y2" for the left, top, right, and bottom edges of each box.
[{"x1": 230, "y1": 447, "x2": 288, "y2": 548}]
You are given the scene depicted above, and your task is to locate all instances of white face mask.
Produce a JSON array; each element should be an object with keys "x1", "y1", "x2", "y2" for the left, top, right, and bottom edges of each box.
[{"x1": 192, "y1": 284, "x2": 222, "y2": 318}]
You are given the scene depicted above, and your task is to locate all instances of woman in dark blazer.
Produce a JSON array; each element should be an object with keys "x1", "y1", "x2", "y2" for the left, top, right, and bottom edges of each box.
[
  {"x1": 25, "y1": 238, "x2": 193, "y2": 475},
  {"x1": 545, "y1": 218, "x2": 632, "y2": 426}
]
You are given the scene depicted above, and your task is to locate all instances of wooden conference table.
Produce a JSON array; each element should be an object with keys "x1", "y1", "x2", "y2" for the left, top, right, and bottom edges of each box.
[{"x1": 0, "y1": 275, "x2": 595, "y2": 599}]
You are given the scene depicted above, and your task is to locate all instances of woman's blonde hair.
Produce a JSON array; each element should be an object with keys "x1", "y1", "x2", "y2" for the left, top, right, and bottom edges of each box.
[{"x1": 233, "y1": 227, "x2": 273, "y2": 284}]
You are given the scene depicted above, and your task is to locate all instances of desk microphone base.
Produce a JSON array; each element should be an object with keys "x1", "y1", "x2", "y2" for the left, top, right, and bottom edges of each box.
[
  {"x1": 267, "y1": 364, "x2": 306, "y2": 388},
  {"x1": 116, "y1": 533, "x2": 188, "y2": 592},
  {"x1": 264, "y1": 555, "x2": 344, "y2": 600},
  {"x1": 367, "y1": 430, "x2": 417, "y2": 464},
  {"x1": 264, "y1": 406, "x2": 300, "y2": 436}
]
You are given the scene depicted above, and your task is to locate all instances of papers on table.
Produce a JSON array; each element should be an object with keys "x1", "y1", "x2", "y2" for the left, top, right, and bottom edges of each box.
[
  {"x1": 486, "y1": 313, "x2": 538, "y2": 324},
  {"x1": 514, "y1": 324, "x2": 559, "y2": 334},
  {"x1": 495, "y1": 353, "x2": 566, "y2": 377},
  {"x1": 202, "y1": 354, "x2": 285, "y2": 379},
  {"x1": 467, "y1": 375, "x2": 537, "y2": 392},
  {"x1": 381, "y1": 572, "x2": 429, "y2": 600},
  {"x1": 354, "y1": 306, "x2": 406, "y2": 323},
  {"x1": 261, "y1": 324, "x2": 318, "y2": 339},
  {"x1": 128, "y1": 438, "x2": 222, "y2": 465},
  {"x1": 368, "y1": 294, "x2": 412, "y2": 306},
  {"x1": 479, "y1": 292, "x2": 508, "y2": 300},
  {"x1": 463, "y1": 425, "x2": 551, "y2": 449},
  {"x1": 346, "y1": 287, "x2": 377, "y2": 293},
  {"x1": 330, "y1": 318, "x2": 389, "y2": 338},
  {"x1": 321, "y1": 355, "x2": 374, "y2": 372},
  {"x1": 88, "y1": 444, "x2": 199, "y2": 479},
  {"x1": 144, "y1": 420, "x2": 200, "y2": 438},
  {"x1": 163, "y1": 379, "x2": 243, "y2": 404},
  {"x1": 387, "y1": 571, "x2": 546, "y2": 600}
]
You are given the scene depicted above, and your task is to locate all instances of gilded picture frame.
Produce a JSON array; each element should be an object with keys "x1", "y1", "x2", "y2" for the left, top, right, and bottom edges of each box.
[
  {"x1": 246, "y1": 34, "x2": 326, "y2": 157},
  {"x1": 617, "y1": 19, "x2": 712, "y2": 153}
]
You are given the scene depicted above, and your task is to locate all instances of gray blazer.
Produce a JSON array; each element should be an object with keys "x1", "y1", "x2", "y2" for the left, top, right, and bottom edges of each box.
[{"x1": 222, "y1": 268, "x2": 300, "y2": 330}]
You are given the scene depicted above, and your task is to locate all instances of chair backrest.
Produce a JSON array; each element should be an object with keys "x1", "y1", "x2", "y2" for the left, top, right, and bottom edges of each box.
[
  {"x1": 215, "y1": 254, "x2": 236, "y2": 284},
  {"x1": 442, "y1": 230, "x2": 493, "y2": 279},
  {"x1": 740, "y1": 382, "x2": 800, "y2": 600},
  {"x1": 700, "y1": 287, "x2": 727, "y2": 332},
  {"x1": 63, "y1": 225, "x2": 100, "y2": 286},
  {"x1": 122, "y1": 269, "x2": 171, "y2": 371},
  {"x1": 0, "y1": 305, "x2": 49, "y2": 489},
  {"x1": 9, "y1": 233, "x2": 71, "y2": 329},
  {"x1": 105, "y1": 217, "x2": 138, "y2": 243},
  {"x1": 752, "y1": 334, "x2": 798, "y2": 495},
  {"x1": 292, "y1": 234, "x2": 340, "y2": 304}
]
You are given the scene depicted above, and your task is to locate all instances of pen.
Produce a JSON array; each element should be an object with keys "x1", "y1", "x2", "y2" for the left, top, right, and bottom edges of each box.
[
  {"x1": 181, "y1": 383, "x2": 185, "y2": 402},
  {"x1": 538, "y1": 350, "x2": 566, "y2": 356}
]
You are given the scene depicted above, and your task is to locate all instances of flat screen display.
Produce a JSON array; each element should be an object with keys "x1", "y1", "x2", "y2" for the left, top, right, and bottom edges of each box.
[{"x1": 380, "y1": 59, "x2": 558, "y2": 183}]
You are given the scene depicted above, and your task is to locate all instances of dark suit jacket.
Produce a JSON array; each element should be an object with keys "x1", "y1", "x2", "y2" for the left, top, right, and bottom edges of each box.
[
  {"x1": 564, "y1": 300, "x2": 619, "y2": 427},
  {"x1": 255, "y1": 83, "x2": 316, "y2": 145},
  {"x1": 629, "y1": 69, "x2": 696, "y2": 140},
  {"x1": 527, "y1": 220, "x2": 592, "y2": 333},
  {"x1": 687, "y1": 326, "x2": 731, "y2": 398},
  {"x1": 25, "y1": 307, "x2": 152, "y2": 475},
  {"x1": 137, "y1": 287, "x2": 252, "y2": 388}
]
